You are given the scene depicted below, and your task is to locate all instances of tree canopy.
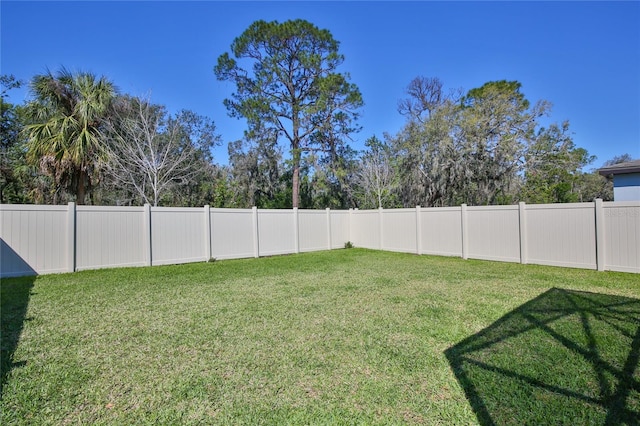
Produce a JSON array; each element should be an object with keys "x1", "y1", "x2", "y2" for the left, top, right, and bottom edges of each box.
[
  {"x1": 1, "y1": 75, "x2": 29, "y2": 204},
  {"x1": 24, "y1": 68, "x2": 116, "y2": 204},
  {"x1": 104, "y1": 96, "x2": 219, "y2": 206},
  {"x1": 2, "y1": 32, "x2": 631, "y2": 208},
  {"x1": 215, "y1": 19, "x2": 363, "y2": 208}
]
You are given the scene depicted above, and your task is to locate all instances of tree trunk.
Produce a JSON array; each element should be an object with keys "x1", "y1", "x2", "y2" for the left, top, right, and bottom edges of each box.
[
  {"x1": 292, "y1": 147, "x2": 300, "y2": 208},
  {"x1": 77, "y1": 169, "x2": 86, "y2": 205},
  {"x1": 291, "y1": 109, "x2": 301, "y2": 208}
]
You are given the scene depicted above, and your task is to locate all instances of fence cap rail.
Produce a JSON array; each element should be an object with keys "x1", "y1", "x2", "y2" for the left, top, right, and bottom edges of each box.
[
  {"x1": 381, "y1": 208, "x2": 420, "y2": 213},
  {"x1": 76, "y1": 205, "x2": 146, "y2": 212},
  {"x1": 419, "y1": 207, "x2": 462, "y2": 212},
  {"x1": 210, "y1": 207, "x2": 253, "y2": 213},
  {"x1": 151, "y1": 206, "x2": 205, "y2": 212},
  {"x1": 0, "y1": 204, "x2": 68, "y2": 211},
  {"x1": 525, "y1": 202, "x2": 596, "y2": 210},
  {"x1": 467, "y1": 205, "x2": 519, "y2": 211},
  {"x1": 603, "y1": 201, "x2": 640, "y2": 208},
  {"x1": 258, "y1": 209, "x2": 299, "y2": 214},
  {"x1": 297, "y1": 209, "x2": 331, "y2": 214}
]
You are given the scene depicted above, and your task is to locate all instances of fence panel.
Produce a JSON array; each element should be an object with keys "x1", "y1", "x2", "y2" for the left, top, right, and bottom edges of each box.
[
  {"x1": 76, "y1": 206, "x2": 146, "y2": 270},
  {"x1": 299, "y1": 210, "x2": 329, "y2": 252},
  {"x1": 526, "y1": 203, "x2": 597, "y2": 269},
  {"x1": 382, "y1": 209, "x2": 417, "y2": 253},
  {"x1": 151, "y1": 207, "x2": 206, "y2": 265},
  {"x1": 351, "y1": 210, "x2": 380, "y2": 249},
  {"x1": 467, "y1": 206, "x2": 521, "y2": 263},
  {"x1": 258, "y1": 209, "x2": 296, "y2": 256},
  {"x1": 603, "y1": 202, "x2": 640, "y2": 273},
  {"x1": 420, "y1": 207, "x2": 463, "y2": 257},
  {"x1": 330, "y1": 211, "x2": 350, "y2": 249},
  {"x1": 0, "y1": 204, "x2": 68, "y2": 277},
  {"x1": 2, "y1": 201, "x2": 639, "y2": 277},
  {"x1": 211, "y1": 208, "x2": 254, "y2": 260}
]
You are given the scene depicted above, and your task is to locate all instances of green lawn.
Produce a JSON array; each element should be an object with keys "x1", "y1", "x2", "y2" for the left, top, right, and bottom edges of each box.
[{"x1": 1, "y1": 249, "x2": 639, "y2": 425}]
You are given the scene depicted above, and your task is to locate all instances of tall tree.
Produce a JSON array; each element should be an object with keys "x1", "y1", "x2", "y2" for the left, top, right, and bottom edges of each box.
[
  {"x1": 304, "y1": 141, "x2": 359, "y2": 209},
  {"x1": 391, "y1": 100, "x2": 463, "y2": 207},
  {"x1": 227, "y1": 131, "x2": 285, "y2": 208},
  {"x1": 456, "y1": 80, "x2": 549, "y2": 205},
  {"x1": 357, "y1": 135, "x2": 398, "y2": 208},
  {"x1": 0, "y1": 75, "x2": 30, "y2": 203},
  {"x1": 391, "y1": 77, "x2": 465, "y2": 207},
  {"x1": 215, "y1": 19, "x2": 363, "y2": 208},
  {"x1": 104, "y1": 96, "x2": 219, "y2": 206},
  {"x1": 601, "y1": 153, "x2": 634, "y2": 167},
  {"x1": 24, "y1": 68, "x2": 116, "y2": 204},
  {"x1": 522, "y1": 121, "x2": 594, "y2": 203},
  {"x1": 397, "y1": 76, "x2": 445, "y2": 122}
]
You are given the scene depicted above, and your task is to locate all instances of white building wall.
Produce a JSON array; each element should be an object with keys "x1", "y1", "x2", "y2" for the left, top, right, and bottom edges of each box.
[{"x1": 613, "y1": 173, "x2": 640, "y2": 201}]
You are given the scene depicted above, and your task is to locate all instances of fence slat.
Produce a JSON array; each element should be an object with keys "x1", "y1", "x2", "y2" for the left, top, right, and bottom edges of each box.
[
  {"x1": 252, "y1": 206, "x2": 259, "y2": 258},
  {"x1": 326, "y1": 208, "x2": 332, "y2": 250},
  {"x1": 519, "y1": 202, "x2": 528, "y2": 265},
  {"x1": 144, "y1": 204, "x2": 152, "y2": 266},
  {"x1": 204, "y1": 205, "x2": 211, "y2": 262},
  {"x1": 461, "y1": 204, "x2": 468, "y2": 260},
  {"x1": 67, "y1": 202, "x2": 76, "y2": 273},
  {"x1": 416, "y1": 206, "x2": 422, "y2": 255},
  {"x1": 595, "y1": 199, "x2": 606, "y2": 271}
]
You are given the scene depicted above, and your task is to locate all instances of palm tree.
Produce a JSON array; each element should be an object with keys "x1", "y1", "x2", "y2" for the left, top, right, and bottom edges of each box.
[{"x1": 24, "y1": 68, "x2": 116, "y2": 204}]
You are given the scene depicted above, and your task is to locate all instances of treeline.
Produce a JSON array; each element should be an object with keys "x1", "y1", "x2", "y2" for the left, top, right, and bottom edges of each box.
[
  {"x1": 0, "y1": 20, "x2": 629, "y2": 208},
  {"x1": 0, "y1": 72, "x2": 622, "y2": 209},
  {"x1": 360, "y1": 77, "x2": 623, "y2": 208},
  {"x1": 1, "y1": 72, "x2": 219, "y2": 206}
]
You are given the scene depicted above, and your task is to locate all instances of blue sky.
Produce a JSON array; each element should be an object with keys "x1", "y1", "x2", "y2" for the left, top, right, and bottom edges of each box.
[{"x1": 2, "y1": 1, "x2": 639, "y2": 168}]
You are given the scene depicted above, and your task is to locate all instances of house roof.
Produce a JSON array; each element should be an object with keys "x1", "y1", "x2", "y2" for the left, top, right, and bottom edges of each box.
[{"x1": 598, "y1": 159, "x2": 640, "y2": 177}]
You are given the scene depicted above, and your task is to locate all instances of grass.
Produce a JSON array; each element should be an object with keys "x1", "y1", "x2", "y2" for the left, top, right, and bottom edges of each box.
[{"x1": 1, "y1": 248, "x2": 639, "y2": 425}]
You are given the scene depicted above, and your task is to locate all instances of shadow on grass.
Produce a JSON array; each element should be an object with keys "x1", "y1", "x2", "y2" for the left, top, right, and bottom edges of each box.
[
  {"x1": 1, "y1": 275, "x2": 35, "y2": 399},
  {"x1": 446, "y1": 288, "x2": 640, "y2": 425}
]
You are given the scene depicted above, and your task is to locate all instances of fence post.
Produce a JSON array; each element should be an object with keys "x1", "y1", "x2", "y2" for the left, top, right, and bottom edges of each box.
[
  {"x1": 204, "y1": 205, "x2": 211, "y2": 261},
  {"x1": 144, "y1": 203, "x2": 152, "y2": 266},
  {"x1": 518, "y1": 202, "x2": 528, "y2": 265},
  {"x1": 379, "y1": 207, "x2": 384, "y2": 250},
  {"x1": 67, "y1": 202, "x2": 76, "y2": 273},
  {"x1": 294, "y1": 207, "x2": 300, "y2": 254},
  {"x1": 461, "y1": 204, "x2": 468, "y2": 260},
  {"x1": 416, "y1": 205, "x2": 422, "y2": 255},
  {"x1": 326, "y1": 208, "x2": 332, "y2": 250},
  {"x1": 252, "y1": 206, "x2": 259, "y2": 258},
  {"x1": 348, "y1": 208, "x2": 353, "y2": 244},
  {"x1": 595, "y1": 198, "x2": 606, "y2": 271}
]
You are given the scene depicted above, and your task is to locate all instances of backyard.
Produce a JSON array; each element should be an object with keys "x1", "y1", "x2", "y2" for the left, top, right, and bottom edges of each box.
[{"x1": 1, "y1": 248, "x2": 639, "y2": 424}]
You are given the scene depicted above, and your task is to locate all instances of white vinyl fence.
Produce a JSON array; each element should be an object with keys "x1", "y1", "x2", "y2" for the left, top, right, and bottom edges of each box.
[{"x1": 1, "y1": 200, "x2": 638, "y2": 277}]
